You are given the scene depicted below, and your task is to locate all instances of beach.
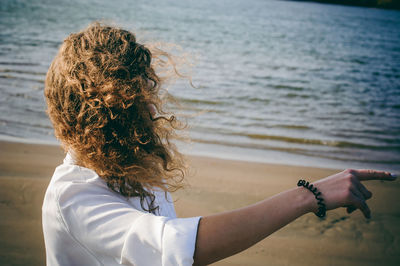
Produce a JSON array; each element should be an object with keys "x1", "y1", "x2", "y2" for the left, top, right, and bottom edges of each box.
[{"x1": 0, "y1": 140, "x2": 399, "y2": 265}]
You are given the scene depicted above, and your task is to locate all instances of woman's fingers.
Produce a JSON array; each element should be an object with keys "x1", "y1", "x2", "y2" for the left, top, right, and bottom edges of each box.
[
  {"x1": 349, "y1": 190, "x2": 371, "y2": 219},
  {"x1": 354, "y1": 180, "x2": 372, "y2": 200},
  {"x1": 345, "y1": 182, "x2": 371, "y2": 215},
  {"x1": 346, "y1": 182, "x2": 371, "y2": 218},
  {"x1": 353, "y1": 169, "x2": 396, "y2": 181}
]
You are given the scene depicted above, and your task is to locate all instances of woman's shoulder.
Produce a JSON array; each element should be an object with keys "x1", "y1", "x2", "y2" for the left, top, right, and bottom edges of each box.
[
  {"x1": 50, "y1": 153, "x2": 108, "y2": 189},
  {"x1": 44, "y1": 154, "x2": 121, "y2": 209},
  {"x1": 44, "y1": 153, "x2": 178, "y2": 219}
]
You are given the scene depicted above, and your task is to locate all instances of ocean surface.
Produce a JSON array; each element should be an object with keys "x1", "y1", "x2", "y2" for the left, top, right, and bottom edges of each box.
[{"x1": 1, "y1": 0, "x2": 399, "y2": 171}]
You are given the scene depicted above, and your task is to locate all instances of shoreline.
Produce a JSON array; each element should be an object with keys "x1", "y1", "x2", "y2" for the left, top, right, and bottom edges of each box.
[
  {"x1": 0, "y1": 140, "x2": 399, "y2": 265},
  {"x1": 1, "y1": 134, "x2": 398, "y2": 173}
]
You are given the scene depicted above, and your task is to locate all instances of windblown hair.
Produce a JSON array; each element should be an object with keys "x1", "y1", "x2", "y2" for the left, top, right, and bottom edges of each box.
[{"x1": 45, "y1": 22, "x2": 187, "y2": 212}]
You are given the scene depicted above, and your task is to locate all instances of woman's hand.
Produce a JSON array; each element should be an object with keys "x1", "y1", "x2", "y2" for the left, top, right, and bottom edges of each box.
[{"x1": 312, "y1": 169, "x2": 397, "y2": 219}]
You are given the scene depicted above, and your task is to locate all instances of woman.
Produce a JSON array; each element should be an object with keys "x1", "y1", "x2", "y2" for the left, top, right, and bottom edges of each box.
[{"x1": 42, "y1": 22, "x2": 397, "y2": 266}]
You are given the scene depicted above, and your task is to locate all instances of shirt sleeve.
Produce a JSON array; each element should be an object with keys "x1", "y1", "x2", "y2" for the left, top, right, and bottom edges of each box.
[{"x1": 56, "y1": 175, "x2": 200, "y2": 266}]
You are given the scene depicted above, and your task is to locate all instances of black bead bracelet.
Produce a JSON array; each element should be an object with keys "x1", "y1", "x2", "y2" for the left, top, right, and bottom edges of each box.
[{"x1": 297, "y1": 179, "x2": 326, "y2": 218}]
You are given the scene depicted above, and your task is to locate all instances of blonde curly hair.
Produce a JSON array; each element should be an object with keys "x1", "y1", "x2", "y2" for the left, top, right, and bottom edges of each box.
[{"x1": 45, "y1": 22, "x2": 187, "y2": 212}]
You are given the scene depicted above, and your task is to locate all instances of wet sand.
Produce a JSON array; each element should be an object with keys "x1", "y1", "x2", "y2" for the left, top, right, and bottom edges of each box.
[{"x1": 0, "y1": 140, "x2": 399, "y2": 265}]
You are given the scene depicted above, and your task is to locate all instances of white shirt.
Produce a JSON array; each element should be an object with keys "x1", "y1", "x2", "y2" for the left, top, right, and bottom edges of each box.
[{"x1": 42, "y1": 153, "x2": 201, "y2": 266}]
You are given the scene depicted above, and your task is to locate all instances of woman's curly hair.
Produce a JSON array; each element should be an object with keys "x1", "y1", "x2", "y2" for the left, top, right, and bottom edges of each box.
[{"x1": 45, "y1": 22, "x2": 187, "y2": 212}]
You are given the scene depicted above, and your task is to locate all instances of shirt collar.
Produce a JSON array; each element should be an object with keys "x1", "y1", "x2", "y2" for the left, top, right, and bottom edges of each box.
[{"x1": 64, "y1": 152, "x2": 76, "y2": 165}]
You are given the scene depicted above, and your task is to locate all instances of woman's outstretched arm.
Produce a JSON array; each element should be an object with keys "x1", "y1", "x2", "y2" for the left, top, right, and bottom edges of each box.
[{"x1": 193, "y1": 169, "x2": 396, "y2": 266}]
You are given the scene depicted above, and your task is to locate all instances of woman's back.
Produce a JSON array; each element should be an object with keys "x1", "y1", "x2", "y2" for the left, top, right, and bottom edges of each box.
[{"x1": 42, "y1": 153, "x2": 200, "y2": 265}]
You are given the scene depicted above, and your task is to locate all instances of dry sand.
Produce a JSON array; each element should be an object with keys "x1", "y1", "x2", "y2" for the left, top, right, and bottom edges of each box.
[{"x1": 0, "y1": 140, "x2": 399, "y2": 265}]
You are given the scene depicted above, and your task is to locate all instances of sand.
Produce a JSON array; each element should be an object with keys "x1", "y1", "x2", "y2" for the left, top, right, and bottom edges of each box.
[{"x1": 0, "y1": 140, "x2": 399, "y2": 265}]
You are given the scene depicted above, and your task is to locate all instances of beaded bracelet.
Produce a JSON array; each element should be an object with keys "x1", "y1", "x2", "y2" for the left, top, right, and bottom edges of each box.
[{"x1": 297, "y1": 179, "x2": 326, "y2": 218}]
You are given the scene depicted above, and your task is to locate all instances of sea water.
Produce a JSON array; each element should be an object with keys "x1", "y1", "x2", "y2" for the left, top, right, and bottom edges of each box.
[{"x1": 1, "y1": 0, "x2": 399, "y2": 171}]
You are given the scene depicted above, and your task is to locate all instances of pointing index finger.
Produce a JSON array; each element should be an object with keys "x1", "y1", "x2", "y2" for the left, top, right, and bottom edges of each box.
[{"x1": 353, "y1": 169, "x2": 397, "y2": 181}]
